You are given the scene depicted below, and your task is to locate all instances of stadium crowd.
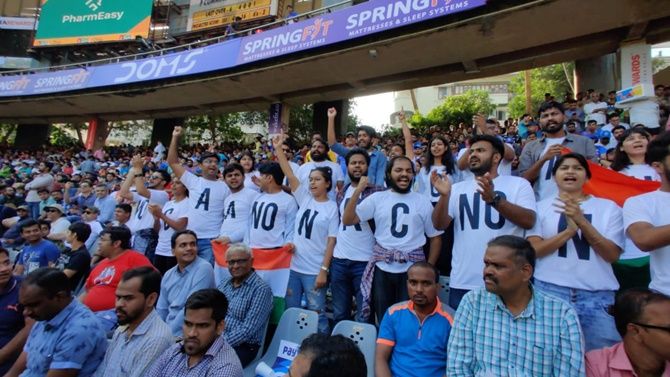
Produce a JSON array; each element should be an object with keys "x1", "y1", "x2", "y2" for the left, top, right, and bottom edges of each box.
[{"x1": 0, "y1": 87, "x2": 669, "y2": 377}]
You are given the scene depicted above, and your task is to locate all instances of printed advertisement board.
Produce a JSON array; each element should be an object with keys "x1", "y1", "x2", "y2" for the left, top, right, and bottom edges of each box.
[
  {"x1": 33, "y1": 0, "x2": 154, "y2": 46},
  {"x1": 188, "y1": 0, "x2": 278, "y2": 32}
]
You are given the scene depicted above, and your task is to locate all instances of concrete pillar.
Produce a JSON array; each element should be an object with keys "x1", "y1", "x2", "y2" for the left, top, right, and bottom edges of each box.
[
  {"x1": 312, "y1": 100, "x2": 348, "y2": 138},
  {"x1": 151, "y1": 118, "x2": 184, "y2": 148},
  {"x1": 574, "y1": 53, "x2": 619, "y2": 94},
  {"x1": 14, "y1": 124, "x2": 51, "y2": 148}
]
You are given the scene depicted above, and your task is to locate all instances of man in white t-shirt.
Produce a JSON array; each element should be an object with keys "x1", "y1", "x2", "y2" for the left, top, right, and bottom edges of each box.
[
  {"x1": 624, "y1": 133, "x2": 670, "y2": 296},
  {"x1": 118, "y1": 155, "x2": 170, "y2": 261},
  {"x1": 433, "y1": 135, "x2": 537, "y2": 309},
  {"x1": 457, "y1": 115, "x2": 516, "y2": 180},
  {"x1": 519, "y1": 101, "x2": 597, "y2": 200},
  {"x1": 245, "y1": 162, "x2": 298, "y2": 250},
  {"x1": 168, "y1": 126, "x2": 231, "y2": 265},
  {"x1": 343, "y1": 156, "x2": 443, "y2": 323},
  {"x1": 583, "y1": 91, "x2": 608, "y2": 126},
  {"x1": 297, "y1": 139, "x2": 343, "y2": 201},
  {"x1": 601, "y1": 113, "x2": 630, "y2": 134},
  {"x1": 215, "y1": 163, "x2": 260, "y2": 246}
]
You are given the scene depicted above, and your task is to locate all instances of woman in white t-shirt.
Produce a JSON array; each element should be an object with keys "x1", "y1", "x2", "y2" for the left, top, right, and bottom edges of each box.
[
  {"x1": 149, "y1": 177, "x2": 189, "y2": 275},
  {"x1": 416, "y1": 135, "x2": 457, "y2": 205},
  {"x1": 274, "y1": 135, "x2": 338, "y2": 334},
  {"x1": 609, "y1": 128, "x2": 658, "y2": 291},
  {"x1": 527, "y1": 153, "x2": 623, "y2": 352},
  {"x1": 239, "y1": 152, "x2": 260, "y2": 192}
]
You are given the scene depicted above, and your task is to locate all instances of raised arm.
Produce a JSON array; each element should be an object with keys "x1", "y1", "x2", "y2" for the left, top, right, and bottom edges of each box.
[
  {"x1": 399, "y1": 109, "x2": 414, "y2": 161},
  {"x1": 130, "y1": 155, "x2": 151, "y2": 199},
  {"x1": 272, "y1": 133, "x2": 300, "y2": 192},
  {"x1": 327, "y1": 107, "x2": 338, "y2": 146},
  {"x1": 167, "y1": 126, "x2": 186, "y2": 178},
  {"x1": 342, "y1": 176, "x2": 367, "y2": 225},
  {"x1": 118, "y1": 163, "x2": 140, "y2": 201}
]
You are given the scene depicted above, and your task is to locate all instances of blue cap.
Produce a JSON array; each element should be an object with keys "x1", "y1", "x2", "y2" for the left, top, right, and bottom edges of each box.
[
  {"x1": 598, "y1": 130, "x2": 612, "y2": 139},
  {"x1": 413, "y1": 142, "x2": 424, "y2": 149}
]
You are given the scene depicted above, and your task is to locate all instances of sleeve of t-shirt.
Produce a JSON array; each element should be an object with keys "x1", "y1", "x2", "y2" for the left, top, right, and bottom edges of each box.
[
  {"x1": 623, "y1": 195, "x2": 652, "y2": 231},
  {"x1": 332, "y1": 163, "x2": 344, "y2": 183},
  {"x1": 284, "y1": 197, "x2": 298, "y2": 244},
  {"x1": 603, "y1": 202, "x2": 624, "y2": 249},
  {"x1": 356, "y1": 192, "x2": 377, "y2": 222},
  {"x1": 49, "y1": 322, "x2": 100, "y2": 370},
  {"x1": 447, "y1": 186, "x2": 458, "y2": 220},
  {"x1": 179, "y1": 170, "x2": 197, "y2": 191},
  {"x1": 526, "y1": 200, "x2": 547, "y2": 238},
  {"x1": 65, "y1": 252, "x2": 90, "y2": 273},
  {"x1": 513, "y1": 178, "x2": 537, "y2": 212},
  {"x1": 327, "y1": 207, "x2": 339, "y2": 238},
  {"x1": 45, "y1": 242, "x2": 61, "y2": 263},
  {"x1": 422, "y1": 198, "x2": 444, "y2": 238},
  {"x1": 376, "y1": 308, "x2": 396, "y2": 347},
  {"x1": 148, "y1": 190, "x2": 169, "y2": 206},
  {"x1": 293, "y1": 184, "x2": 310, "y2": 207}
]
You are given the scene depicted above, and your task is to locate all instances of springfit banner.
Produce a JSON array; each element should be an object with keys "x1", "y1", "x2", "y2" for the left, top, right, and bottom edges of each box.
[
  {"x1": 33, "y1": 0, "x2": 154, "y2": 46},
  {"x1": 1, "y1": 0, "x2": 486, "y2": 97}
]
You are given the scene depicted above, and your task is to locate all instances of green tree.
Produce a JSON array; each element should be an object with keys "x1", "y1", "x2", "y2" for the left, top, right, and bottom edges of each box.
[
  {"x1": 508, "y1": 63, "x2": 573, "y2": 118},
  {"x1": 183, "y1": 114, "x2": 245, "y2": 144},
  {"x1": 411, "y1": 89, "x2": 495, "y2": 128},
  {"x1": 50, "y1": 126, "x2": 81, "y2": 147}
]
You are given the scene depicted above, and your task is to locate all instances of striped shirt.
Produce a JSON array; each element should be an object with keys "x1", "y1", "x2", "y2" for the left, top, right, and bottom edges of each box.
[
  {"x1": 144, "y1": 335, "x2": 242, "y2": 377},
  {"x1": 447, "y1": 286, "x2": 585, "y2": 377},
  {"x1": 93, "y1": 310, "x2": 174, "y2": 377},
  {"x1": 218, "y1": 271, "x2": 273, "y2": 347}
]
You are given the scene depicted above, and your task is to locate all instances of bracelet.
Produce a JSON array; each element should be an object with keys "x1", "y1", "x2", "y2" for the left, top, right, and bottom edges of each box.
[
  {"x1": 320, "y1": 265, "x2": 329, "y2": 272},
  {"x1": 134, "y1": 173, "x2": 144, "y2": 178}
]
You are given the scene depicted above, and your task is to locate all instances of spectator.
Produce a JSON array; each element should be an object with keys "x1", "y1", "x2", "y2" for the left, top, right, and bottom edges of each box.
[
  {"x1": 24, "y1": 161, "x2": 54, "y2": 219},
  {"x1": 148, "y1": 176, "x2": 189, "y2": 275},
  {"x1": 36, "y1": 188, "x2": 55, "y2": 217},
  {"x1": 447, "y1": 235, "x2": 584, "y2": 376},
  {"x1": 65, "y1": 180, "x2": 96, "y2": 212},
  {"x1": 287, "y1": 333, "x2": 366, "y2": 377},
  {"x1": 111, "y1": 203, "x2": 132, "y2": 228},
  {"x1": 218, "y1": 243, "x2": 272, "y2": 367},
  {"x1": 94, "y1": 267, "x2": 173, "y2": 377},
  {"x1": 43, "y1": 204, "x2": 71, "y2": 243},
  {"x1": 13, "y1": 219, "x2": 60, "y2": 276},
  {"x1": 214, "y1": 163, "x2": 259, "y2": 248},
  {"x1": 80, "y1": 206, "x2": 104, "y2": 252},
  {"x1": 55, "y1": 222, "x2": 91, "y2": 292},
  {"x1": 584, "y1": 91, "x2": 608, "y2": 126},
  {"x1": 146, "y1": 289, "x2": 243, "y2": 377},
  {"x1": 80, "y1": 226, "x2": 152, "y2": 330},
  {"x1": 93, "y1": 183, "x2": 117, "y2": 224},
  {"x1": 7, "y1": 268, "x2": 107, "y2": 377},
  {"x1": 157, "y1": 230, "x2": 215, "y2": 337},
  {"x1": 375, "y1": 262, "x2": 452, "y2": 377},
  {"x1": 586, "y1": 288, "x2": 670, "y2": 377}
]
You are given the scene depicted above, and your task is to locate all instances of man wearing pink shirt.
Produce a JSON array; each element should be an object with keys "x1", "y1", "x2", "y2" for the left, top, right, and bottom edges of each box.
[{"x1": 586, "y1": 288, "x2": 670, "y2": 377}]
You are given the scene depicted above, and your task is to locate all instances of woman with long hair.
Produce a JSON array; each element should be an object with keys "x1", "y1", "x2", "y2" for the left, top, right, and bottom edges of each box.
[
  {"x1": 527, "y1": 153, "x2": 623, "y2": 352},
  {"x1": 273, "y1": 134, "x2": 338, "y2": 334},
  {"x1": 416, "y1": 135, "x2": 457, "y2": 205},
  {"x1": 239, "y1": 151, "x2": 260, "y2": 191}
]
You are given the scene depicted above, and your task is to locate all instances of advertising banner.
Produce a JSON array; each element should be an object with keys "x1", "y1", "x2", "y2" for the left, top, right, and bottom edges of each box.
[
  {"x1": 33, "y1": 0, "x2": 154, "y2": 46},
  {"x1": 0, "y1": 17, "x2": 37, "y2": 30},
  {"x1": 188, "y1": 0, "x2": 278, "y2": 32},
  {"x1": 1, "y1": 0, "x2": 486, "y2": 97}
]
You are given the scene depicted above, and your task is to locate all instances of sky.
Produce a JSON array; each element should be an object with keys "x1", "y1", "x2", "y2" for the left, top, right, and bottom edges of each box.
[{"x1": 352, "y1": 92, "x2": 395, "y2": 131}]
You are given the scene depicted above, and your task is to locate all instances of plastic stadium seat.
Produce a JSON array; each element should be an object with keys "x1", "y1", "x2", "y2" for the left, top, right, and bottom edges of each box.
[
  {"x1": 438, "y1": 275, "x2": 450, "y2": 305},
  {"x1": 244, "y1": 308, "x2": 318, "y2": 377},
  {"x1": 331, "y1": 320, "x2": 377, "y2": 377}
]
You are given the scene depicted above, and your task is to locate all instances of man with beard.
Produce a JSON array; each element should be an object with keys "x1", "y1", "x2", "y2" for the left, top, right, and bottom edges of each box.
[
  {"x1": 94, "y1": 267, "x2": 173, "y2": 377},
  {"x1": 447, "y1": 236, "x2": 584, "y2": 377},
  {"x1": 519, "y1": 101, "x2": 596, "y2": 200},
  {"x1": 332, "y1": 148, "x2": 383, "y2": 323},
  {"x1": 146, "y1": 289, "x2": 243, "y2": 377},
  {"x1": 296, "y1": 138, "x2": 343, "y2": 200},
  {"x1": 375, "y1": 262, "x2": 453, "y2": 377},
  {"x1": 328, "y1": 107, "x2": 387, "y2": 186},
  {"x1": 169, "y1": 126, "x2": 231, "y2": 265},
  {"x1": 214, "y1": 163, "x2": 260, "y2": 247},
  {"x1": 624, "y1": 132, "x2": 670, "y2": 296},
  {"x1": 432, "y1": 135, "x2": 536, "y2": 309},
  {"x1": 157, "y1": 230, "x2": 215, "y2": 337},
  {"x1": 6, "y1": 268, "x2": 107, "y2": 377},
  {"x1": 119, "y1": 155, "x2": 170, "y2": 261},
  {"x1": 343, "y1": 156, "x2": 443, "y2": 323}
]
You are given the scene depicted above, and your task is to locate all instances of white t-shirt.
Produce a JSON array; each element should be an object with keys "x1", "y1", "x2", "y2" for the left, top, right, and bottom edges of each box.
[
  {"x1": 283, "y1": 161, "x2": 301, "y2": 186},
  {"x1": 416, "y1": 165, "x2": 456, "y2": 204},
  {"x1": 181, "y1": 171, "x2": 231, "y2": 239},
  {"x1": 244, "y1": 171, "x2": 261, "y2": 192},
  {"x1": 155, "y1": 198, "x2": 190, "y2": 257},
  {"x1": 601, "y1": 123, "x2": 630, "y2": 134},
  {"x1": 128, "y1": 190, "x2": 169, "y2": 232},
  {"x1": 456, "y1": 144, "x2": 513, "y2": 182},
  {"x1": 246, "y1": 191, "x2": 298, "y2": 248},
  {"x1": 619, "y1": 165, "x2": 661, "y2": 260},
  {"x1": 290, "y1": 185, "x2": 339, "y2": 275},
  {"x1": 584, "y1": 101, "x2": 608, "y2": 125},
  {"x1": 624, "y1": 190, "x2": 670, "y2": 295},
  {"x1": 297, "y1": 160, "x2": 344, "y2": 201},
  {"x1": 85, "y1": 220, "x2": 103, "y2": 251},
  {"x1": 533, "y1": 137, "x2": 566, "y2": 201},
  {"x1": 219, "y1": 188, "x2": 260, "y2": 243},
  {"x1": 357, "y1": 191, "x2": 443, "y2": 273},
  {"x1": 528, "y1": 196, "x2": 623, "y2": 291},
  {"x1": 50, "y1": 217, "x2": 71, "y2": 235},
  {"x1": 333, "y1": 185, "x2": 376, "y2": 261},
  {"x1": 448, "y1": 175, "x2": 537, "y2": 290}
]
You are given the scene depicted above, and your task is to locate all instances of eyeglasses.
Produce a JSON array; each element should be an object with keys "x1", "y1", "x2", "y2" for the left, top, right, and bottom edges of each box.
[
  {"x1": 226, "y1": 258, "x2": 249, "y2": 266},
  {"x1": 632, "y1": 322, "x2": 670, "y2": 333},
  {"x1": 83, "y1": 211, "x2": 94, "y2": 214}
]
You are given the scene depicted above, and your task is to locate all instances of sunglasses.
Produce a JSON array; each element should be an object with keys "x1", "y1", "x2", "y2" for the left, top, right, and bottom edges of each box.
[
  {"x1": 44, "y1": 209, "x2": 59, "y2": 213},
  {"x1": 83, "y1": 211, "x2": 94, "y2": 214},
  {"x1": 633, "y1": 322, "x2": 670, "y2": 333}
]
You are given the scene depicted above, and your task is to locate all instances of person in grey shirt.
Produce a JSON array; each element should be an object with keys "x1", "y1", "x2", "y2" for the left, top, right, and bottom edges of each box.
[
  {"x1": 94, "y1": 267, "x2": 173, "y2": 377},
  {"x1": 519, "y1": 101, "x2": 596, "y2": 200}
]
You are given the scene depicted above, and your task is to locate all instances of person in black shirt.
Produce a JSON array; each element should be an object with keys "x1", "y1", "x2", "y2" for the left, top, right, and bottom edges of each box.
[{"x1": 57, "y1": 222, "x2": 91, "y2": 292}]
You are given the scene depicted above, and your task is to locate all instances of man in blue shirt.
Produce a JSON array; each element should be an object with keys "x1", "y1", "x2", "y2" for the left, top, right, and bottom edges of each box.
[
  {"x1": 93, "y1": 184, "x2": 117, "y2": 225},
  {"x1": 6, "y1": 268, "x2": 107, "y2": 377},
  {"x1": 327, "y1": 107, "x2": 387, "y2": 186},
  {"x1": 0, "y1": 248, "x2": 32, "y2": 375},
  {"x1": 375, "y1": 262, "x2": 453, "y2": 377},
  {"x1": 13, "y1": 220, "x2": 60, "y2": 276}
]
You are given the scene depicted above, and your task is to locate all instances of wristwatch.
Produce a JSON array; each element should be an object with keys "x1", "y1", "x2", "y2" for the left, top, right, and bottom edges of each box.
[
  {"x1": 320, "y1": 265, "x2": 329, "y2": 273},
  {"x1": 134, "y1": 173, "x2": 144, "y2": 178},
  {"x1": 490, "y1": 193, "x2": 502, "y2": 208}
]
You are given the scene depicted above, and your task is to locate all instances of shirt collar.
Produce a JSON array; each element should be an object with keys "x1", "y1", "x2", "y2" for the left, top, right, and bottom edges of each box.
[
  {"x1": 178, "y1": 257, "x2": 202, "y2": 275},
  {"x1": 123, "y1": 309, "x2": 159, "y2": 338},
  {"x1": 45, "y1": 299, "x2": 77, "y2": 330},
  {"x1": 539, "y1": 132, "x2": 574, "y2": 143},
  {"x1": 494, "y1": 285, "x2": 536, "y2": 319},
  {"x1": 0, "y1": 276, "x2": 18, "y2": 295},
  {"x1": 225, "y1": 270, "x2": 257, "y2": 289},
  {"x1": 181, "y1": 334, "x2": 225, "y2": 358},
  {"x1": 408, "y1": 297, "x2": 444, "y2": 318}
]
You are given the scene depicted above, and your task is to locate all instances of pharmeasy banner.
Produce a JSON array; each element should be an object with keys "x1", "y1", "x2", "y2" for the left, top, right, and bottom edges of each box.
[
  {"x1": 33, "y1": 0, "x2": 154, "y2": 46},
  {"x1": 188, "y1": 0, "x2": 279, "y2": 32}
]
